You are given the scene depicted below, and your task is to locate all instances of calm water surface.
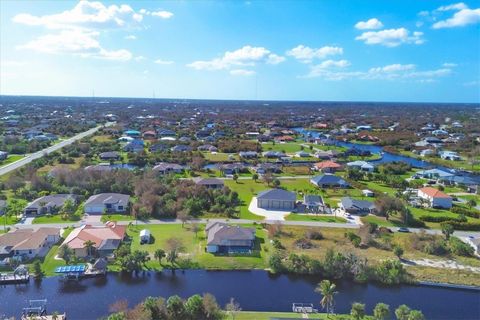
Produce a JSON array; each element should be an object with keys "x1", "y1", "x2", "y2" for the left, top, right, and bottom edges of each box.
[{"x1": 1, "y1": 270, "x2": 479, "y2": 320}]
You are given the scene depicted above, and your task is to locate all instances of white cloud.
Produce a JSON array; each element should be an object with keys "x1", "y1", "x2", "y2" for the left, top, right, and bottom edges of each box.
[
  {"x1": 230, "y1": 69, "x2": 256, "y2": 76},
  {"x1": 432, "y1": 3, "x2": 480, "y2": 29},
  {"x1": 355, "y1": 28, "x2": 424, "y2": 47},
  {"x1": 355, "y1": 18, "x2": 384, "y2": 30},
  {"x1": 286, "y1": 45, "x2": 343, "y2": 63},
  {"x1": 11, "y1": 1, "x2": 151, "y2": 62},
  {"x1": 135, "y1": 56, "x2": 146, "y2": 61},
  {"x1": 437, "y1": 3, "x2": 468, "y2": 11},
  {"x1": 125, "y1": 35, "x2": 137, "y2": 40},
  {"x1": 17, "y1": 29, "x2": 132, "y2": 61},
  {"x1": 369, "y1": 64, "x2": 416, "y2": 73},
  {"x1": 150, "y1": 11, "x2": 174, "y2": 19},
  {"x1": 187, "y1": 45, "x2": 284, "y2": 72},
  {"x1": 154, "y1": 59, "x2": 174, "y2": 65},
  {"x1": 442, "y1": 62, "x2": 458, "y2": 67},
  {"x1": 12, "y1": 1, "x2": 143, "y2": 30},
  {"x1": 303, "y1": 62, "x2": 452, "y2": 82}
]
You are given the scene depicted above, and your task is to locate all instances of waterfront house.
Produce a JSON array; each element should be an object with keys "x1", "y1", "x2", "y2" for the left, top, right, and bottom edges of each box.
[
  {"x1": 218, "y1": 163, "x2": 246, "y2": 175},
  {"x1": 340, "y1": 197, "x2": 376, "y2": 215},
  {"x1": 313, "y1": 160, "x2": 342, "y2": 173},
  {"x1": 171, "y1": 145, "x2": 192, "y2": 152},
  {"x1": 295, "y1": 150, "x2": 311, "y2": 158},
  {"x1": 24, "y1": 194, "x2": 76, "y2": 216},
  {"x1": 61, "y1": 223, "x2": 126, "y2": 258},
  {"x1": 257, "y1": 189, "x2": 296, "y2": 210},
  {"x1": 314, "y1": 150, "x2": 339, "y2": 160},
  {"x1": 439, "y1": 150, "x2": 461, "y2": 161},
  {"x1": 205, "y1": 222, "x2": 255, "y2": 254},
  {"x1": 310, "y1": 174, "x2": 349, "y2": 188},
  {"x1": 346, "y1": 161, "x2": 374, "y2": 172},
  {"x1": 262, "y1": 151, "x2": 286, "y2": 158},
  {"x1": 239, "y1": 151, "x2": 258, "y2": 159},
  {"x1": 123, "y1": 139, "x2": 144, "y2": 153},
  {"x1": 418, "y1": 187, "x2": 452, "y2": 209},
  {"x1": 193, "y1": 177, "x2": 224, "y2": 189},
  {"x1": 253, "y1": 163, "x2": 281, "y2": 174},
  {"x1": 0, "y1": 228, "x2": 60, "y2": 260},
  {"x1": 84, "y1": 193, "x2": 130, "y2": 214},
  {"x1": 99, "y1": 151, "x2": 120, "y2": 161},
  {"x1": 153, "y1": 162, "x2": 185, "y2": 174}
]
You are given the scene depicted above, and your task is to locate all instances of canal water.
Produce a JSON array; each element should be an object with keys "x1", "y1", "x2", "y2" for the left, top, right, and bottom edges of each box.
[{"x1": 1, "y1": 270, "x2": 479, "y2": 319}]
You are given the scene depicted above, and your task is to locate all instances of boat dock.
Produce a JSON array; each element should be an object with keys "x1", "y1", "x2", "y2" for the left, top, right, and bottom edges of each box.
[
  {"x1": 21, "y1": 299, "x2": 66, "y2": 320},
  {"x1": 0, "y1": 264, "x2": 30, "y2": 284}
]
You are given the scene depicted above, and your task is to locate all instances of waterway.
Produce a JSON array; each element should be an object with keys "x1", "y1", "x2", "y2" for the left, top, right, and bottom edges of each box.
[{"x1": 1, "y1": 270, "x2": 479, "y2": 319}]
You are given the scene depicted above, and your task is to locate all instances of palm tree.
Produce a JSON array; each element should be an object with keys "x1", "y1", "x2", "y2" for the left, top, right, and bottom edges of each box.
[
  {"x1": 83, "y1": 240, "x2": 96, "y2": 257},
  {"x1": 315, "y1": 280, "x2": 338, "y2": 316}
]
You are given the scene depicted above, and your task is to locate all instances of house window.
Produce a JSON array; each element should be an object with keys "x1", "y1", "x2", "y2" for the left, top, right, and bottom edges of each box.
[
  {"x1": 29, "y1": 250, "x2": 32, "y2": 254},
  {"x1": 118, "y1": 206, "x2": 123, "y2": 210}
]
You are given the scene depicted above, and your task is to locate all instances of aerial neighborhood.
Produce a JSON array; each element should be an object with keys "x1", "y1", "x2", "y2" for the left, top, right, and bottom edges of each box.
[{"x1": 0, "y1": 97, "x2": 479, "y2": 316}]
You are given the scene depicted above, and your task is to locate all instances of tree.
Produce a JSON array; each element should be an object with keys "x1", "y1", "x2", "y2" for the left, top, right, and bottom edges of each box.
[
  {"x1": 252, "y1": 173, "x2": 259, "y2": 182},
  {"x1": 373, "y1": 303, "x2": 390, "y2": 320},
  {"x1": 273, "y1": 179, "x2": 281, "y2": 188},
  {"x1": 32, "y1": 260, "x2": 43, "y2": 279},
  {"x1": 154, "y1": 249, "x2": 166, "y2": 265},
  {"x1": 467, "y1": 199, "x2": 477, "y2": 209},
  {"x1": 58, "y1": 245, "x2": 74, "y2": 264},
  {"x1": 262, "y1": 172, "x2": 274, "y2": 186},
  {"x1": 184, "y1": 294, "x2": 205, "y2": 319},
  {"x1": 395, "y1": 305, "x2": 411, "y2": 320},
  {"x1": 166, "y1": 238, "x2": 183, "y2": 267},
  {"x1": 393, "y1": 245, "x2": 404, "y2": 260},
  {"x1": 407, "y1": 310, "x2": 425, "y2": 320},
  {"x1": 315, "y1": 279, "x2": 338, "y2": 316},
  {"x1": 83, "y1": 240, "x2": 96, "y2": 257},
  {"x1": 233, "y1": 174, "x2": 239, "y2": 183},
  {"x1": 441, "y1": 223, "x2": 454, "y2": 240},
  {"x1": 166, "y1": 295, "x2": 187, "y2": 319},
  {"x1": 191, "y1": 223, "x2": 201, "y2": 238},
  {"x1": 350, "y1": 302, "x2": 366, "y2": 320},
  {"x1": 225, "y1": 297, "x2": 241, "y2": 320},
  {"x1": 177, "y1": 210, "x2": 190, "y2": 228}
]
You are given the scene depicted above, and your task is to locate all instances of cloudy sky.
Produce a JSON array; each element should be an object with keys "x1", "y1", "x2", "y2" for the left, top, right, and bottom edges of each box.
[{"x1": 1, "y1": 0, "x2": 479, "y2": 102}]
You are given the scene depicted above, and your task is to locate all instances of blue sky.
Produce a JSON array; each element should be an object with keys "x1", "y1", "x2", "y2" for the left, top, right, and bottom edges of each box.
[{"x1": 0, "y1": 0, "x2": 479, "y2": 102}]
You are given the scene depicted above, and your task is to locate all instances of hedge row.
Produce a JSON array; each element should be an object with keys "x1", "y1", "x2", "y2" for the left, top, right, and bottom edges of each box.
[{"x1": 451, "y1": 206, "x2": 480, "y2": 219}]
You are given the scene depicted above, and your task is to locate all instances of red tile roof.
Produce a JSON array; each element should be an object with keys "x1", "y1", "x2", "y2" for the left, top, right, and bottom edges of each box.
[
  {"x1": 314, "y1": 160, "x2": 342, "y2": 169},
  {"x1": 419, "y1": 187, "x2": 451, "y2": 199}
]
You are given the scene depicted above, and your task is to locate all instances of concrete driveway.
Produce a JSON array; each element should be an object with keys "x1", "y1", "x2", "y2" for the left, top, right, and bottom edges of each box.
[{"x1": 248, "y1": 197, "x2": 291, "y2": 220}]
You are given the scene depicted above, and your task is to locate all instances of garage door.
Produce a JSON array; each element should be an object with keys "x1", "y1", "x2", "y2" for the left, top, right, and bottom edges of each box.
[{"x1": 271, "y1": 200, "x2": 280, "y2": 209}]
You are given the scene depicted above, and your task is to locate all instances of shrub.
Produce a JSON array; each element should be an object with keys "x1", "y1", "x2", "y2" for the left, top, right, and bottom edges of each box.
[
  {"x1": 448, "y1": 237, "x2": 474, "y2": 256},
  {"x1": 305, "y1": 230, "x2": 323, "y2": 240}
]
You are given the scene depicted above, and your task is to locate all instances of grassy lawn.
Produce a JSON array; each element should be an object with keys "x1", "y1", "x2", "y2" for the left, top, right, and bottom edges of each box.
[
  {"x1": 101, "y1": 214, "x2": 134, "y2": 222},
  {"x1": 285, "y1": 214, "x2": 347, "y2": 223},
  {"x1": 261, "y1": 142, "x2": 304, "y2": 153},
  {"x1": 92, "y1": 134, "x2": 114, "y2": 143},
  {"x1": 0, "y1": 154, "x2": 25, "y2": 166},
  {"x1": 128, "y1": 223, "x2": 270, "y2": 270},
  {"x1": 202, "y1": 152, "x2": 238, "y2": 162},
  {"x1": 33, "y1": 214, "x2": 82, "y2": 224},
  {"x1": 40, "y1": 227, "x2": 73, "y2": 276},
  {"x1": 236, "y1": 312, "x2": 339, "y2": 320},
  {"x1": 225, "y1": 178, "x2": 314, "y2": 220}
]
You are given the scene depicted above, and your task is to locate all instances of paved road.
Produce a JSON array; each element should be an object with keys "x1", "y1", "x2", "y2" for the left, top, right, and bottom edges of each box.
[
  {"x1": 0, "y1": 122, "x2": 115, "y2": 176},
  {"x1": 5, "y1": 217, "x2": 479, "y2": 238}
]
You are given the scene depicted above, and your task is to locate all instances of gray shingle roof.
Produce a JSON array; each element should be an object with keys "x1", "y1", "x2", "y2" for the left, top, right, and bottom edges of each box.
[{"x1": 257, "y1": 189, "x2": 296, "y2": 201}]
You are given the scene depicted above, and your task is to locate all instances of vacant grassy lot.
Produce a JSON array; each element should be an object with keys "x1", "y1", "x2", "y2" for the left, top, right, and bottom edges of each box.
[
  {"x1": 273, "y1": 225, "x2": 480, "y2": 286},
  {"x1": 128, "y1": 223, "x2": 271, "y2": 270},
  {"x1": 261, "y1": 142, "x2": 305, "y2": 153},
  {"x1": 101, "y1": 213, "x2": 134, "y2": 223}
]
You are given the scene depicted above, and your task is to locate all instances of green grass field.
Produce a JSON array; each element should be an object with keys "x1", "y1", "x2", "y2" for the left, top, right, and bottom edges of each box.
[
  {"x1": 0, "y1": 154, "x2": 25, "y2": 166},
  {"x1": 225, "y1": 178, "x2": 314, "y2": 220},
  {"x1": 33, "y1": 214, "x2": 82, "y2": 224},
  {"x1": 236, "y1": 312, "x2": 342, "y2": 320},
  {"x1": 128, "y1": 223, "x2": 270, "y2": 270}
]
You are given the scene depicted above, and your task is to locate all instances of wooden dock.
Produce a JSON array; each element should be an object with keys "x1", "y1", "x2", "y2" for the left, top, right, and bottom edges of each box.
[{"x1": 0, "y1": 273, "x2": 30, "y2": 284}]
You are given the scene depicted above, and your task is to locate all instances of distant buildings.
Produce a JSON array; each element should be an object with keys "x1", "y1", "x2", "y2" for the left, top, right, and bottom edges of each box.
[
  {"x1": 310, "y1": 174, "x2": 349, "y2": 188},
  {"x1": 340, "y1": 197, "x2": 376, "y2": 215},
  {"x1": 193, "y1": 177, "x2": 224, "y2": 189}
]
